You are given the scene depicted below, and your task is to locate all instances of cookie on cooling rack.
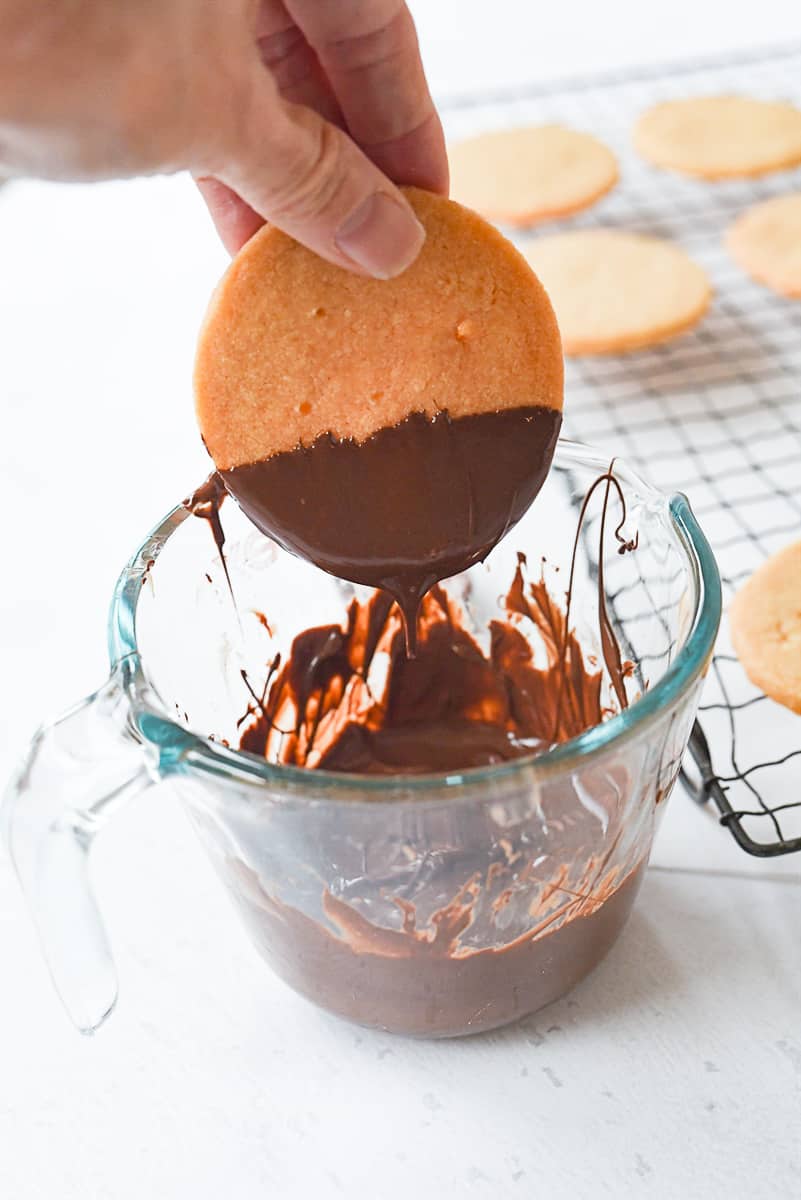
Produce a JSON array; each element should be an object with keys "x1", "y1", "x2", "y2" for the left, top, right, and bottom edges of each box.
[
  {"x1": 634, "y1": 95, "x2": 801, "y2": 179},
  {"x1": 521, "y1": 229, "x2": 711, "y2": 355},
  {"x1": 729, "y1": 539, "x2": 801, "y2": 715},
  {"x1": 448, "y1": 125, "x2": 618, "y2": 226},
  {"x1": 726, "y1": 193, "x2": 801, "y2": 299}
]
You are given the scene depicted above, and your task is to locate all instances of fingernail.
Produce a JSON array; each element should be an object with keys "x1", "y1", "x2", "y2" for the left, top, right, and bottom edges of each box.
[{"x1": 335, "y1": 192, "x2": 425, "y2": 279}]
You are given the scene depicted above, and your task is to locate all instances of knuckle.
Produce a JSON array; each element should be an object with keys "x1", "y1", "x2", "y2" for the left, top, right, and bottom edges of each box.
[
  {"x1": 324, "y1": 7, "x2": 413, "y2": 74},
  {"x1": 266, "y1": 116, "x2": 347, "y2": 220}
]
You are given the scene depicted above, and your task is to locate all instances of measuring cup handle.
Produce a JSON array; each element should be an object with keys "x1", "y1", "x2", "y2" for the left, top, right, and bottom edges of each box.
[{"x1": 2, "y1": 663, "x2": 153, "y2": 1034}]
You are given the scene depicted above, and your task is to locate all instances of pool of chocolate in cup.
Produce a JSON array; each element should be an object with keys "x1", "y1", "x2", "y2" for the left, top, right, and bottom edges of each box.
[
  {"x1": 185, "y1": 454, "x2": 642, "y2": 1033},
  {"x1": 220, "y1": 853, "x2": 646, "y2": 1037}
]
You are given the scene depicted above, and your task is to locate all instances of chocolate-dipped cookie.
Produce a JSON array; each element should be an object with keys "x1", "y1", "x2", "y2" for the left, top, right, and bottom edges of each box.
[{"x1": 195, "y1": 187, "x2": 563, "y2": 648}]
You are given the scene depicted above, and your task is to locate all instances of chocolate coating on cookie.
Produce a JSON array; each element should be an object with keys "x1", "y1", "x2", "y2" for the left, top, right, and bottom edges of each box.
[{"x1": 225, "y1": 404, "x2": 561, "y2": 650}]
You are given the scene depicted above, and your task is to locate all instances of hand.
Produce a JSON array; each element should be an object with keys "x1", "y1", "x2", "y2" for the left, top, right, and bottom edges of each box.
[{"x1": 0, "y1": 1, "x2": 448, "y2": 275}]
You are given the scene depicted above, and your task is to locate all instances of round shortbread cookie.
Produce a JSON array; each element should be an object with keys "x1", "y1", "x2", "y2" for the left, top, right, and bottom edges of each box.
[
  {"x1": 448, "y1": 125, "x2": 618, "y2": 226},
  {"x1": 521, "y1": 229, "x2": 711, "y2": 355},
  {"x1": 729, "y1": 540, "x2": 801, "y2": 715},
  {"x1": 195, "y1": 186, "x2": 563, "y2": 470},
  {"x1": 726, "y1": 193, "x2": 801, "y2": 298},
  {"x1": 634, "y1": 95, "x2": 801, "y2": 179}
]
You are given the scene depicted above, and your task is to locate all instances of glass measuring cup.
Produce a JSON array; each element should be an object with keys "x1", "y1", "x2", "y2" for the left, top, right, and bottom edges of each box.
[{"x1": 2, "y1": 441, "x2": 720, "y2": 1037}]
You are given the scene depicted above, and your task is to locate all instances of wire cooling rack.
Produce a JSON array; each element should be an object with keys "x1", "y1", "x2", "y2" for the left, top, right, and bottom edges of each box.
[{"x1": 439, "y1": 43, "x2": 801, "y2": 856}]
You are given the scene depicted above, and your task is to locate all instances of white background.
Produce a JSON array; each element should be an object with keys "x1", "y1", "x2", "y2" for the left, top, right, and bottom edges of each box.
[{"x1": 1, "y1": 4, "x2": 800, "y2": 1197}]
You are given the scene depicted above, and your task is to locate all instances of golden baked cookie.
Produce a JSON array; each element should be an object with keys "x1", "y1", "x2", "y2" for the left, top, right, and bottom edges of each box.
[
  {"x1": 726, "y1": 193, "x2": 801, "y2": 298},
  {"x1": 448, "y1": 125, "x2": 618, "y2": 226},
  {"x1": 729, "y1": 540, "x2": 801, "y2": 715},
  {"x1": 195, "y1": 186, "x2": 563, "y2": 469},
  {"x1": 634, "y1": 95, "x2": 801, "y2": 179},
  {"x1": 521, "y1": 229, "x2": 711, "y2": 355}
]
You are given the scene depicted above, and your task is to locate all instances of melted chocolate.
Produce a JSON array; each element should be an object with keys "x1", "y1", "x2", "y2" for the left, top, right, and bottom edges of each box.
[
  {"x1": 221, "y1": 853, "x2": 646, "y2": 1037},
  {"x1": 223, "y1": 406, "x2": 561, "y2": 653},
  {"x1": 239, "y1": 561, "x2": 607, "y2": 774},
  {"x1": 186, "y1": 463, "x2": 643, "y2": 1035},
  {"x1": 186, "y1": 460, "x2": 636, "y2": 774}
]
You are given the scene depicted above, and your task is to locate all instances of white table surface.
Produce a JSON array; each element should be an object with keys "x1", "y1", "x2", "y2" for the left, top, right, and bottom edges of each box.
[{"x1": 1, "y1": 4, "x2": 800, "y2": 1197}]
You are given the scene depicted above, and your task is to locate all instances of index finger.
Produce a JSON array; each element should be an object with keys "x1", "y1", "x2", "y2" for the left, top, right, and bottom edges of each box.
[{"x1": 284, "y1": 0, "x2": 448, "y2": 193}]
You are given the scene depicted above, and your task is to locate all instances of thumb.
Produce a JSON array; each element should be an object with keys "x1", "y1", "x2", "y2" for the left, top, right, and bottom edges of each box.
[{"x1": 204, "y1": 77, "x2": 426, "y2": 277}]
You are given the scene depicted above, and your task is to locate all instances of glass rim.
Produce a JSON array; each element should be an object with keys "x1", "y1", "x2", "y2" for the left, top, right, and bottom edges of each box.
[{"x1": 108, "y1": 439, "x2": 722, "y2": 796}]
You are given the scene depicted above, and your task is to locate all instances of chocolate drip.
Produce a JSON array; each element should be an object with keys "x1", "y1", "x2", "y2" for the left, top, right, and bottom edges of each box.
[
  {"x1": 222, "y1": 406, "x2": 561, "y2": 655},
  {"x1": 184, "y1": 473, "x2": 235, "y2": 604},
  {"x1": 553, "y1": 462, "x2": 636, "y2": 737},
  {"x1": 596, "y1": 470, "x2": 637, "y2": 712}
]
